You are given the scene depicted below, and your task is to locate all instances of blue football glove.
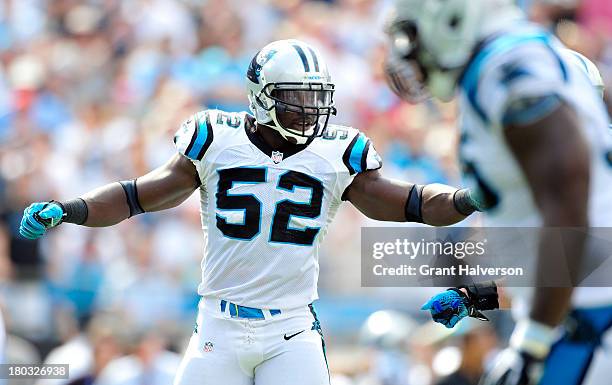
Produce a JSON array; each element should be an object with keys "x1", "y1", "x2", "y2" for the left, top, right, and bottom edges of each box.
[
  {"x1": 421, "y1": 289, "x2": 470, "y2": 328},
  {"x1": 19, "y1": 202, "x2": 64, "y2": 240},
  {"x1": 422, "y1": 282, "x2": 499, "y2": 328}
]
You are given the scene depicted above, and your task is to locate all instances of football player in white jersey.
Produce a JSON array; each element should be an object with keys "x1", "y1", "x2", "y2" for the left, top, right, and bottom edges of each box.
[
  {"x1": 384, "y1": 1, "x2": 612, "y2": 385},
  {"x1": 19, "y1": 39, "x2": 483, "y2": 385}
]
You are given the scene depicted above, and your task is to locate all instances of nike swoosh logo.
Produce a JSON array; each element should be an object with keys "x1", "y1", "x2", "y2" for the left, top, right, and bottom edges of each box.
[{"x1": 283, "y1": 330, "x2": 305, "y2": 340}]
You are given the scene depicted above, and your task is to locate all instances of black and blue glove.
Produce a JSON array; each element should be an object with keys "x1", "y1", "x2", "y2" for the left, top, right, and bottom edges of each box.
[
  {"x1": 421, "y1": 281, "x2": 499, "y2": 328},
  {"x1": 19, "y1": 201, "x2": 65, "y2": 240}
]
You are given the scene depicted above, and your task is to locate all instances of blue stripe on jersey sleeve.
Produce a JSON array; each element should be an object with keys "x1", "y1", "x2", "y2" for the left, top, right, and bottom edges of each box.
[
  {"x1": 349, "y1": 134, "x2": 368, "y2": 173},
  {"x1": 187, "y1": 125, "x2": 208, "y2": 159},
  {"x1": 460, "y1": 31, "x2": 567, "y2": 125},
  {"x1": 185, "y1": 112, "x2": 214, "y2": 161}
]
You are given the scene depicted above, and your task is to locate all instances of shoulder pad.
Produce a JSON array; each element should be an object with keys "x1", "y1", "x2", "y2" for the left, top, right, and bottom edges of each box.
[{"x1": 174, "y1": 111, "x2": 214, "y2": 161}]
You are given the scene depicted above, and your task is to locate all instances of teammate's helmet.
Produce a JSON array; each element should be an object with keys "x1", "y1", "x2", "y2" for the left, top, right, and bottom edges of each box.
[
  {"x1": 359, "y1": 310, "x2": 416, "y2": 350},
  {"x1": 385, "y1": 0, "x2": 522, "y2": 102},
  {"x1": 246, "y1": 39, "x2": 337, "y2": 145},
  {"x1": 562, "y1": 49, "x2": 605, "y2": 99}
]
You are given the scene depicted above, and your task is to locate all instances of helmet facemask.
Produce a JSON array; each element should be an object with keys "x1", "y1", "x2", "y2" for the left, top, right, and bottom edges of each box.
[
  {"x1": 385, "y1": 20, "x2": 431, "y2": 103},
  {"x1": 385, "y1": 0, "x2": 523, "y2": 102},
  {"x1": 386, "y1": 18, "x2": 465, "y2": 103},
  {"x1": 258, "y1": 82, "x2": 336, "y2": 145}
]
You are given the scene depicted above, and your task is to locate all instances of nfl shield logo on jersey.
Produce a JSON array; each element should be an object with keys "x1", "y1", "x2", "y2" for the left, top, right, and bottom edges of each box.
[
  {"x1": 271, "y1": 151, "x2": 284, "y2": 164},
  {"x1": 203, "y1": 341, "x2": 214, "y2": 353}
]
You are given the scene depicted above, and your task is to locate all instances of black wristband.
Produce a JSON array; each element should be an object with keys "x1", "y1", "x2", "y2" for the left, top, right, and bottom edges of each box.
[
  {"x1": 404, "y1": 184, "x2": 424, "y2": 223},
  {"x1": 453, "y1": 188, "x2": 480, "y2": 216},
  {"x1": 119, "y1": 179, "x2": 145, "y2": 218},
  {"x1": 461, "y1": 281, "x2": 499, "y2": 311},
  {"x1": 58, "y1": 198, "x2": 89, "y2": 225}
]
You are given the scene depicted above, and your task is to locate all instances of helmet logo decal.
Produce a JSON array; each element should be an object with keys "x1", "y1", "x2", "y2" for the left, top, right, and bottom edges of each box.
[{"x1": 247, "y1": 49, "x2": 277, "y2": 84}]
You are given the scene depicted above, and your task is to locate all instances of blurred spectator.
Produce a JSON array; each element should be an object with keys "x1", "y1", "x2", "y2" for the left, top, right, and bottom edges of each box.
[
  {"x1": 35, "y1": 307, "x2": 92, "y2": 385},
  {"x1": 94, "y1": 330, "x2": 180, "y2": 385},
  {"x1": 61, "y1": 313, "x2": 124, "y2": 385},
  {"x1": 4, "y1": 332, "x2": 41, "y2": 385},
  {"x1": 358, "y1": 310, "x2": 417, "y2": 385},
  {"x1": 434, "y1": 321, "x2": 498, "y2": 385}
]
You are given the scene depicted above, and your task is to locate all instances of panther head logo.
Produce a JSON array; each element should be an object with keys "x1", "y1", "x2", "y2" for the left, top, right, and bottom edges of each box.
[{"x1": 247, "y1": 49, "x2": 277, "y2": 84}]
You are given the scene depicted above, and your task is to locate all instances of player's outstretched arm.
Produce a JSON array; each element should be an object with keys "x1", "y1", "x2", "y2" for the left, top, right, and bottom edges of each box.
[
  {"x1": 83, "y1": 153, "x2": 200, "y2": 225},
  {"x1": 344, "y1": 169, "x2": 482, "y2": 225},
  {"x1": 19, "y1": 154, "x2": 199, "y2": 238}
]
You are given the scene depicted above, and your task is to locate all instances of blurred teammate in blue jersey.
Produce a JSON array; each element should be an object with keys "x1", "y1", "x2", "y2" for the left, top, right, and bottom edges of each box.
[{"x1": 384, "y1": 1, "x2": 612, "y2": 384}]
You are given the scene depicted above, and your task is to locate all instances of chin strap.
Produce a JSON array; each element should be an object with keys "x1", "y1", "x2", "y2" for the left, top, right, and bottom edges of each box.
[{"x1": 267, "y1": 116, "x2": 310, "y2": 145}]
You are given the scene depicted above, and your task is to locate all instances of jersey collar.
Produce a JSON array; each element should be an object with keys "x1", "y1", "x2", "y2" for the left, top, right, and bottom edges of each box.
[{"x1": 244, "y1": 115, "x2": 313, "y2": 161}]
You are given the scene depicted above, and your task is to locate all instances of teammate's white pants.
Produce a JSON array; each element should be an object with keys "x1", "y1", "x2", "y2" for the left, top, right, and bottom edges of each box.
[{"x1": 173, "y1": 297, "x2": 330, "y2": 385}]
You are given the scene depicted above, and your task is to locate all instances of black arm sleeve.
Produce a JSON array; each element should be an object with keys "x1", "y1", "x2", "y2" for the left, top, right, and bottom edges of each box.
[
  {"x1": 119, "y1": 179, "x2": 145, "y2": 218},
  {"x1": 404, "y1": 184, "x2": 424, "y2": 223},
  {"x1": 57, "y1": 198, "x2": 89, "y2": 225},
  {"x1": 461, "y1": 281, "x2": 500, "y2": 311}
]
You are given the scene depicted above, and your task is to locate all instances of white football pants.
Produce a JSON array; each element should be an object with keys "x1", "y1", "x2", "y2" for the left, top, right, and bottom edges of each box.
[{"x1": 173, "y1": 297, "x2": 330, "y2": 385}]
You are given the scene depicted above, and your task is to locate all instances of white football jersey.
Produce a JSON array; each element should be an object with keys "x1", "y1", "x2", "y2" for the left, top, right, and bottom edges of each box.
[
  {"x1": 458, "y1": 24, "x2": 612, "y2": 227},
  {"x1": 457, "y1": 24, "x2": 612, "y2": 307},
  {"x1": 174, "y1": 109, "x2": 382, "y2": 309}
]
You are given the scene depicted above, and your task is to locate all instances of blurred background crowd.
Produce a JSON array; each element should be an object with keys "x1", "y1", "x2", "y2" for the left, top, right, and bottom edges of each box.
[{"x1": 0, "y1": 0, "x2": 610, "y2": 384}]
